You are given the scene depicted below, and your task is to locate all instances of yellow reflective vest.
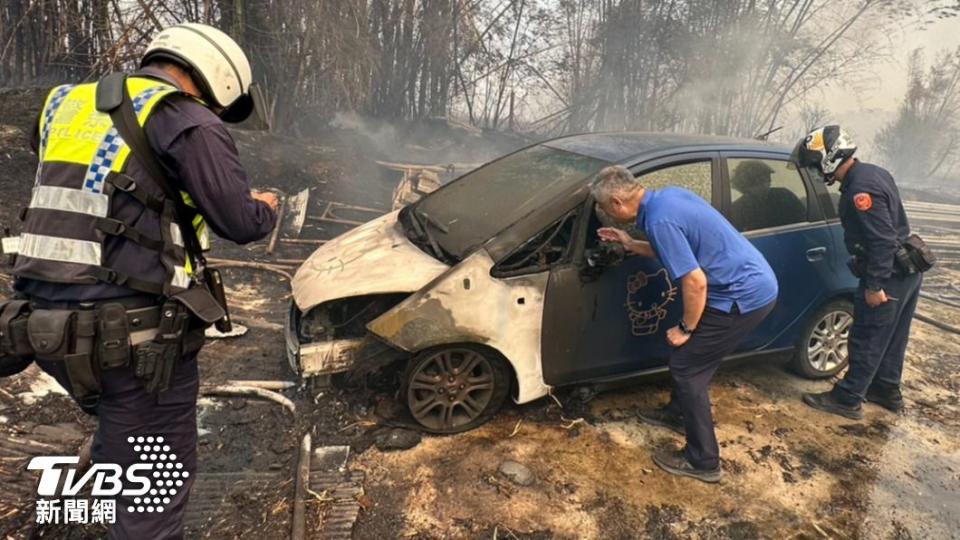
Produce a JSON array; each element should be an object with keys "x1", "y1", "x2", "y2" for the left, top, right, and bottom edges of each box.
[{"x1": 12, "y1": 76, "x2": 209, "y2": 295}]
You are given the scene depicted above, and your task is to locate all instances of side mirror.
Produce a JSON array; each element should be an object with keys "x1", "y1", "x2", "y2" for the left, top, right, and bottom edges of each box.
[{"x1": 581, "y1": 242, "x2": 625, "y2": 280}]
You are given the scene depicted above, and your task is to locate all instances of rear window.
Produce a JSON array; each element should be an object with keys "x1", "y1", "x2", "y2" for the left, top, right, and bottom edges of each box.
[{"x1": 726, "y1": 158, "x2": 812, "y2": 231}]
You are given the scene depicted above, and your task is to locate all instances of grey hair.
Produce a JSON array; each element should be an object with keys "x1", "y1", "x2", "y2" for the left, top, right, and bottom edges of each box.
[{"x1": 589, "y1": 165, "x2": 643, "y2": 205}]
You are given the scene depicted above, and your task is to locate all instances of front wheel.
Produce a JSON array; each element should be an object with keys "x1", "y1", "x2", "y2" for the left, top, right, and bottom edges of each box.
[
  {"x1": 401, "y1": 345, "x2": 511, "y2": 434},
  {"x1": 790, "y1": 299, "x2": 854, "y2": 379}
]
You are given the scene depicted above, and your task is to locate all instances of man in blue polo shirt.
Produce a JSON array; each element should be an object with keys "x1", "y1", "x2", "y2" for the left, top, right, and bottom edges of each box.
[{"x1": 591, "y1": 165, "x2": 778, "y2": 483}]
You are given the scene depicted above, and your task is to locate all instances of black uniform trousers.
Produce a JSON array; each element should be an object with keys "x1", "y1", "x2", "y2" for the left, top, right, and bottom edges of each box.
[
  {"x1": 36, "y1": 336, "x2": 199, "y2": 540},
  {"x1": 666, "y1": 301, "x2": 775, "y2": 470},
  {"x1": 833, "y1": 272, "x2": 922, "y2": 405}
]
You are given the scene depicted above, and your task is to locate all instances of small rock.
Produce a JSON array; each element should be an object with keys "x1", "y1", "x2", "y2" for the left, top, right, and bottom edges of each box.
[
  {"x1": 499, "y1": 460, "x2": 534, "y2": 486},
  {"x1": 375, "y1": 428, "x2": 421, "y2": 451}
]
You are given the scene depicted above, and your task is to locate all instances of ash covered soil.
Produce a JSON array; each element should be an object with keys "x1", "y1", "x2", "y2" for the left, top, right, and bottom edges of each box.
[{"x1": 2, "y1": 87, "x2": 959, "y2": 539}]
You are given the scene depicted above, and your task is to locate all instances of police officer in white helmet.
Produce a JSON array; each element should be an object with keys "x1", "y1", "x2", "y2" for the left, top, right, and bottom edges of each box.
[{"x1": 5, "y1": 23, "x2": 278, "y2": 538}]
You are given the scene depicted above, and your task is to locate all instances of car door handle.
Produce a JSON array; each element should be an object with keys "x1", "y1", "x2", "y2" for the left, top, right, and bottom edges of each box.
[{"x1": 806, "y1": 247, "x2": 827, "y2": 261}]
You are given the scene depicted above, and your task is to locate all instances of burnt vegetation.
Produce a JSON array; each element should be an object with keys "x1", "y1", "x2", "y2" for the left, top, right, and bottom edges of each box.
[{"x1": 1, "y1": 0, "x2": 958, "y2": 149}]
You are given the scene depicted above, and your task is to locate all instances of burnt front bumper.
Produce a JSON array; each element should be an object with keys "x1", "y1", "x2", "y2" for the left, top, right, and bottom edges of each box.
[{"x1": 285, "y1": 300, "x2": 380, "y2": 377}]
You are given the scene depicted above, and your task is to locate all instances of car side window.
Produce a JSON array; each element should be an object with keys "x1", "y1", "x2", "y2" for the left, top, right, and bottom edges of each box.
[
  {"x1": 592, "y1": 160, "x2": 712, "y2": 239},
  {"x1": 806, "y1": 166, "x2": 840, "y2": 219},
  {"x1": 726, "y1": 158, "x2": 811, "y2": 232},
  {"x1": 494, "y1": 208, "x2": 579, "y2": 276},
  {"x1": 638, "y1": 161, "x2": 712, "y2": 202}
]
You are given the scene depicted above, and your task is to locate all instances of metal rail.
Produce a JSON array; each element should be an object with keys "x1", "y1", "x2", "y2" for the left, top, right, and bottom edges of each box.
[{"x1": 914, "y1": 312, "x2": 960, "y2": 335}]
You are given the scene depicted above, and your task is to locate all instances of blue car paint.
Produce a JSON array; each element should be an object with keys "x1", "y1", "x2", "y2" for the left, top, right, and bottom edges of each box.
[
  {"x1": 562, "y1": 221, "x2": 858, "y2": 382},
  {"x1": 749, "y1": 221, "x2": 858, "y2": 350},
  {"x1": 624, "y1": 158, "x2": 860, "y2": 362}
]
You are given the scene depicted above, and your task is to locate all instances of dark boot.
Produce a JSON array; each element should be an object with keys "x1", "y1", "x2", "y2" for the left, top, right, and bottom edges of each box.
[
  {"x1": 802, "y1": 391, "x2": 864, "y2": 420},
  {"x1": 865, "y1": 383, "x2": 904, "y2": 413},
  {"x1": 652, "y1": 448, "x2": 722, "y2": 483},
  {"x1": 637, "y1": 405, "x2": 685, "y2": 435}
]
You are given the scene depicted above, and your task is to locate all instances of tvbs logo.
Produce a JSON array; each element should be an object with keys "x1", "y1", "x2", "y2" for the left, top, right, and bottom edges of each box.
[{"x1": 28, "y1": 435, "x2": 188, "y2": 524}]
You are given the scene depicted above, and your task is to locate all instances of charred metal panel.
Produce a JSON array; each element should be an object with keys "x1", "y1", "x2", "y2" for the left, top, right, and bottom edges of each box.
[
  {"x1": 296, "y1": 336, "x2": 403, "y2": 377},
  {"x1": 367, "y1": 250, "x2": 552, "y2": 404},
  {"x1": 292, "y1": 211, "x2": 450, "y2": 312},
  {"x1": 300, "y1": 338, "x2": 369, "y2": 375}
]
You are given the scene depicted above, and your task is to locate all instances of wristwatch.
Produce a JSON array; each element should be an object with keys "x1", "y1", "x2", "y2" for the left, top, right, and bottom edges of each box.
[{"x1": 679, "y1": 319, "x2": 695, "y2": 335}]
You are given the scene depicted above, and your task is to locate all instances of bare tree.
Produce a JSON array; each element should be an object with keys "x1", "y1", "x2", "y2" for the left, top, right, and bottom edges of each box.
[
  {"x1": 2, "y1": 0, "x2": 955, "y2": 139},
  {"x1": 876, "y1": 47, "x2": 960, "y2": 182}
]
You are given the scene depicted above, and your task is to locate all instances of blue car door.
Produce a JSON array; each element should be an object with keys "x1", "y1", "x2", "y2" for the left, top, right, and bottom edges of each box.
[
  {"x1": 719, "y1": 152, "x2": 841, "y2": 351},
  {"x1": 541, "y1": 153, "x2": 721, "y2": 386}
]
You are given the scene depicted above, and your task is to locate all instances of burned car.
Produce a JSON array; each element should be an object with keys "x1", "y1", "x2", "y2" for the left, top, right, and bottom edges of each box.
[{"x1": 286, "y1": 133, "x2": 858, "y2": 433}]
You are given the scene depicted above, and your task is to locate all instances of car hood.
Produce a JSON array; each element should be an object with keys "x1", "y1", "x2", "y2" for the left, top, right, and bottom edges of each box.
[{"x1": 291, "y1": 211, "x2": 451, "y2": 311}]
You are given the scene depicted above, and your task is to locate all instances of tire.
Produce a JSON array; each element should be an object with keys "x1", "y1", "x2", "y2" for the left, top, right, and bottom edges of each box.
[
  {"x1": 790, "y1": 299, "x2": 854, "y2": 379},
  {"x1": 401, "y1": 344, "x2": 511, "y2": 434}
]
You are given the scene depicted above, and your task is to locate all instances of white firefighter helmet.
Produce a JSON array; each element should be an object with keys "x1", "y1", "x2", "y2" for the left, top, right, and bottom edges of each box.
[
  {"x1": 792, "y1": 125, "x2": 857, "y2": 184},
  {"x1": 141, "y1": 23, "x2": 254, "y2": 123}
]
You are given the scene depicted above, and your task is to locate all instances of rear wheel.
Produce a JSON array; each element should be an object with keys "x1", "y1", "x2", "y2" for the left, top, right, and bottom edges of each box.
[
  {"x1": 401, "y1": 345, "x2": 511, "y2": 433},
  {"x1": 790, "y1": 299, "x2": 854, "y2": 378}
]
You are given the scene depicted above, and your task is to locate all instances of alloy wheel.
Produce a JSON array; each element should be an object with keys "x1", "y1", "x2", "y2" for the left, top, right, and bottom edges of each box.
[
  {"x1": 806, "y1": 310, "x2": 853, "y2": 373},
  {"x1": 406, "y1": 348, "x2": 496, "y2": 431}
]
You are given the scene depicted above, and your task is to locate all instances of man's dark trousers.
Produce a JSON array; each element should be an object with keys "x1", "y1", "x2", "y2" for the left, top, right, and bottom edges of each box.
[
  {"x1": 833, "y1": 272, "x2": 922, "y2": 405},
  {"x1": 669, "y1": 301, "x2": 775, "y2": 470},
  {"x1": 37, "y1": 349, "x2": 199, "y2": 540}
]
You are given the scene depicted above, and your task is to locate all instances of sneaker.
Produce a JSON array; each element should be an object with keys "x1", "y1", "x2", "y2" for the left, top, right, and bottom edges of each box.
[
  {"x1": 652, "y1": 448, "x2": 722, "y2": 483},
  {"x1": 802, "y1": 391, "x2": 864, "y2": 420},
  {"x1": 865, "y1": 384, "x2": 904, "y2": 413},
  {"x1": 637, "y1": 406, "x2": 685, "y2": 435}
]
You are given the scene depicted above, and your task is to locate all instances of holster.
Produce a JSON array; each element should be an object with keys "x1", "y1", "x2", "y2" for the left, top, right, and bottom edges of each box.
[
  {"x1": 134, "y1": 300, "x2": 187, "y2": 395},
  {"x1": 846, "y1": 256, "x2": 867, "y2": 279},
  {"x1": 132, "y1": 287, "x2": 220, "y2": 395}
]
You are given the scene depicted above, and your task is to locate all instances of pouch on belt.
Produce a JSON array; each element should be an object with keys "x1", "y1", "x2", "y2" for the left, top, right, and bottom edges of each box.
[
  {"x1": 97, "y1": 303, "x2": 131, "y2": 369},
  {"x1": 0, "y1": 300, "x2": 33, "y2": 376},
  {"x1": 28, "y1": 309, "x2": 100, "y2": 407}
]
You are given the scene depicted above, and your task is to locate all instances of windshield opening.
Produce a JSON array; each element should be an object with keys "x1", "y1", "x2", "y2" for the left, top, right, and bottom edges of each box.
[{"x1": 407, "y1": 145, "x2": 609, "y2": 260}]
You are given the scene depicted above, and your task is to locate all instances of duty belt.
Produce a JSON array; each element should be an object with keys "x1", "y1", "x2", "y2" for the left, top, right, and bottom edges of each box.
[
  {"x1": 0, "y1": 300, "x2": 166, "y2": 411},
  {"x1": 2, "y1": 287, "x2": 221, "y2": 410}
]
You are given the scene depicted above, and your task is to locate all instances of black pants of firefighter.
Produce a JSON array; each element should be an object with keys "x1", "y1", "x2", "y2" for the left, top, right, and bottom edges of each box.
[
  {"x1": 832, "y1": 272, "x2": 922, "y2": 405},
  {"x1": 665, "y1": 301, "x2": 775, "y2": 470},
  {"x1": 37, "y1": 348, "x2": 199, "y2": 540}
]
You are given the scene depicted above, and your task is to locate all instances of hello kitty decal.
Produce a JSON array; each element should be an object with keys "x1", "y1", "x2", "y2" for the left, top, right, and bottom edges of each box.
[{"x1": 626, "y1": 268, "x2": 678, "y2": 336}]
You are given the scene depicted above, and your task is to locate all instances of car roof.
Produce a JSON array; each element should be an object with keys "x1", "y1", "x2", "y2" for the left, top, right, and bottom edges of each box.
[{"x1": 541, "y1": 131, "x2": 793, "y2": 163}]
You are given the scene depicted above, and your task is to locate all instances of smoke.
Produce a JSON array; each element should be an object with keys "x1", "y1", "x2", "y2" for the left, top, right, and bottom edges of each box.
[
  {"x1": 329, "y1": 112, "x2": 401, "y2": 157},
  {"x1": 328, "y1": 111, "x2": 531, "y2": 168}
]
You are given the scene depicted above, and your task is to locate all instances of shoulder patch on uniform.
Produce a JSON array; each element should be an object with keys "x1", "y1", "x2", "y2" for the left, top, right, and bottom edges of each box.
[{"x1": 854, "y1": 192, "x2": 873, "y2": 211}]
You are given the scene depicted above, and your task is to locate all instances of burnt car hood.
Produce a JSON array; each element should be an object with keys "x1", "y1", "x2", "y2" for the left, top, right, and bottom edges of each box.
[{"x1": 291, "y1": 211, "x2": 451, "y2": 312}]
